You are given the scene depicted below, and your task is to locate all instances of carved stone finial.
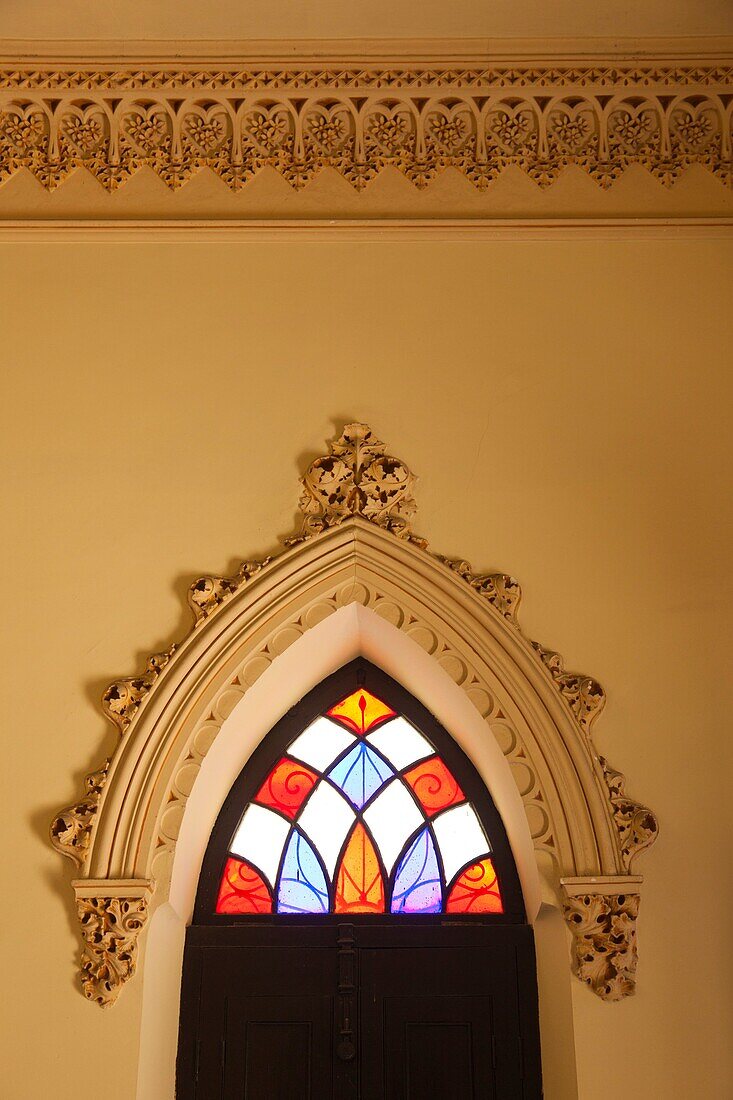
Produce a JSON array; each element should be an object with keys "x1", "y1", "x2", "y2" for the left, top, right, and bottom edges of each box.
[
  {"x1": 563, "y1": 891, "x2": 640, "y2": 1001},
  {"x1": 50, "y1": 760, "x2": 110, "y2": 867},
  {"x1": 75, "y1": 885, "x2": 150, "y2": 1007},
  {"x1": 600, "y1": 756, "x2": 660, "y2": 870},
  {"x1": 295, "y1": 422, "x2": 421, "y2": 542}
]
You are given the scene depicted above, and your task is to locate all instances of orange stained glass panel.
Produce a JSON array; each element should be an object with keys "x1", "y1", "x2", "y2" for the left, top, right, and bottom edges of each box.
[
  {"x1": 254, "y1": 757, "x2": 318, "y2": 819},
  {"x1": 334, "y1": 823, "x2": 386, "y2": 914},
  {"x1": 216, "y1": 857, "x2": 272, "y2": 914},
  {"x1": 404, "y1": 756, "x2": 465, "y2": 816},
  {"x1": 445, "y1": 857, "x2": 504, "y2": 914},
  {"x1": 328, "y1": 688, "x2": 396, "y2": 735}
]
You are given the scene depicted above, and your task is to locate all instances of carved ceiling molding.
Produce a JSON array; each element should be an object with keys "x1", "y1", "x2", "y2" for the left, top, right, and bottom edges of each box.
[
  {"x1": 1, "y1": 42, "x2": 731, "y2": 209},
  {"x1": 51, "y1": 422, "x2": 658, "y2": 1006}
]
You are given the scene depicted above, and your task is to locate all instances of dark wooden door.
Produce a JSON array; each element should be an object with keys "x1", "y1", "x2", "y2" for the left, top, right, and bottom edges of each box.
[{"x1": 177, "y1": 924, "x2": 541, "y2": 1100}]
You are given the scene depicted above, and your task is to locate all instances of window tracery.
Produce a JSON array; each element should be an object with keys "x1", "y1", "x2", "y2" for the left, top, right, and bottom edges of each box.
[{"x1": 215, "y1": 687, "x2": 505, "y2": 917}]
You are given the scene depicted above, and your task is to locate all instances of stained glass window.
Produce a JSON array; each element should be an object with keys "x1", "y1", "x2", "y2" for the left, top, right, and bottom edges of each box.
[{"x1": 215, "y1": 686, "x2": 505, "y2": 916}]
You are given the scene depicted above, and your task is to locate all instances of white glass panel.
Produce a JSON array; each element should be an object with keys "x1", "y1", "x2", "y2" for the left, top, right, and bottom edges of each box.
[
  {"x1": 363, "y1": 778, "x2": 424, "y2": 874},
  {"x1": 366, "y1": 716, "x2": 433, "y2": 771},
  {"x1": 288, "y1": 715, "x2": 356, "y2": 772},
  {"x1": 432, "y1": 803, "x2": 490, "y2": 885},
  {"x1": 230, "y1": 803, "x2": 291, "y2": 888},
  {"x1": 296, "y1": 780, "x2": 356, "y2": 876}
]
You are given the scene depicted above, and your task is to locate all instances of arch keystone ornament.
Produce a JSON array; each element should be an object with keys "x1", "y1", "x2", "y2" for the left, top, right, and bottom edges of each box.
[{"x1": 51, "y1": 422, "x2": 658, "y2": 1006}]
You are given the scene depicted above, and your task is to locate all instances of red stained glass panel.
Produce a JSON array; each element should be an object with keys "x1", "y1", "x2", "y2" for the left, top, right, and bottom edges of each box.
[
  {"x1": 327, "y1": 689, "x2": 395, "y2": 735},
  {"x1": 334, "y1": 823, "x2": 385, "y2": 914},
  {"x1": 254, "y1": 757, "x2": 318, "y2": 819},
  {"x1": 445, "y1": 857, "x2": 504, "y2": 914},
  {"x1": 216, "y1": 857, "x2": 272, "y2": 914},
  {"x1": 404, "y1": 756, "x2": 465, "y2": 817}
]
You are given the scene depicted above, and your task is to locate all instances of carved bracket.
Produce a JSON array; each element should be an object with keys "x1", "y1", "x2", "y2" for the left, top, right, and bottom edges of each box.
[
  {"x1": 73, "y1": 880, "x2": 151, "y2": 1007},
  {"x1": 562, "y1": 878, "x2": 642, "y2": 1000}
]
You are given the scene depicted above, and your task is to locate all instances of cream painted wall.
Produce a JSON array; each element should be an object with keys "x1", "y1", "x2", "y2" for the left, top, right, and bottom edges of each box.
[
  {"x1": 2, "y1": 0, "x2": 732, "y2": 39},
  {"x1": 1, "y1": 234, "x2": 732, "y2": 1099}
]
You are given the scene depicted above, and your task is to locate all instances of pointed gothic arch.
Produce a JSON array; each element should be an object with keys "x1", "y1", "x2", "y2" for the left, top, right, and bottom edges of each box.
[{"x1": 51, "y1": 422, "x2": 658, "y2": 1016}]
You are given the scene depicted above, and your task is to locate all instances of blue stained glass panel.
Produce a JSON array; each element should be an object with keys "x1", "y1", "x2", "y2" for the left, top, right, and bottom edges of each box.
[
  {"x1": 276, "y1": 829, "x2": 329, "y2": 914},
  {"x1": 327, "y1": 741, "x2": 394, "y2": 810},
  {"x1": 391, "y1": 826, "x2": 442, "y2": 914}
]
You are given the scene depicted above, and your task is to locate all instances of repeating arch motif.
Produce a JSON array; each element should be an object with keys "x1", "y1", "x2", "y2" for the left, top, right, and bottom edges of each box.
[
  {"x1": 51, "y1": 422, "x2": 658, "y2": 1006},
  {"x1": 1, "y1": 60, "x2": 731, "y2": 195}
]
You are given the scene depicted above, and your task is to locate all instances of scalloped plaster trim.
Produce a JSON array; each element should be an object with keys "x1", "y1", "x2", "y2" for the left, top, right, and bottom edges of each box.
[{"x1": 0, "y1": 48, "x2": 730, "y2": 202}]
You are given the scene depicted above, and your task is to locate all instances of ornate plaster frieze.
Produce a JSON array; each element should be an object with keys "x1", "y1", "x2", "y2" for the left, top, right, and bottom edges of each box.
[
  {"x1": 0, "y1": 47, "x2": 731, "y2": 200},
  {"x1": 74, "y1": 880, "x2": 151, "y2": 1007},
  {"x1": 562, "y1": 882, "x2": 641, "y2": 1001},
  {"x1": 53, "y1": 422, "x2": 657, "y2": 1004}
]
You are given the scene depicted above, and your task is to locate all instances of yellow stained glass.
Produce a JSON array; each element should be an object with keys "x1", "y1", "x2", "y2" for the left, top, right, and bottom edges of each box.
[
  {"x1": 334, "y1": 823, "x2": 385, "y2": 913},
  {"x1": 327, "y1": 688, "x2": 395, "y2": 735}
]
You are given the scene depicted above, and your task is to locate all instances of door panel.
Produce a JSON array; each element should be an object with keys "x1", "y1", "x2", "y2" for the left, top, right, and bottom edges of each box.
[
  {"x1": 359, "y1": 946, "x2": 521, "y2": 1100},
  {"x1": 176, "y1": 926, "x2": 542, "y2": 1100},
  {"x1": 385, "y1": 998, "x2": 493, "y2": 1098},
  {"x1": 179, "y1": 945, "x2": 338, "y2": 1100}
]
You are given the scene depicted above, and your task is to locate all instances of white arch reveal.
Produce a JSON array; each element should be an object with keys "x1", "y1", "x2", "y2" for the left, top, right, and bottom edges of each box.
[{"x1": 50, "y1": 423, "x2": 659, "y2": 1086}]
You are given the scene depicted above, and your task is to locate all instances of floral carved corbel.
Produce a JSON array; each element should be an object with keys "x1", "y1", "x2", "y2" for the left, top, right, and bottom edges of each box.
[
  {"x1": 562, "y1": 888, "x2": 640, "y2": 1001},
  {"x1": 73, "y1": 881, "x2": 151, "y2": 1007}
]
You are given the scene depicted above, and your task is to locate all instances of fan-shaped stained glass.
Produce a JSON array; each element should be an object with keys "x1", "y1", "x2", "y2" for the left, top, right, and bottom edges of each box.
[{"x1": 214, "y1": 682, "x2": 506, "y2": 917}]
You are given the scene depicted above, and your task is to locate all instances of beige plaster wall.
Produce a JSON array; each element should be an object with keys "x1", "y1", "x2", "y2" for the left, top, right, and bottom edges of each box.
[
  {"x1": 1, "y1": 233, "x2": 732, "y2": 1099},
  {"x1": 2, "y1": 0, "x2": 732, "y2": 40}
]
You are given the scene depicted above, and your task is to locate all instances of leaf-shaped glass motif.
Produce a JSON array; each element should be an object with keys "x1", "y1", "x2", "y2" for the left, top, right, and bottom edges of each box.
[
  {"x1": 327, "y1": 688, "x2": 395, "y2": 734},
  {"x1": 391, "y1": 826, "x2": 442, "y2": 914},
  {"x1": 334, "y1": 823, "x2": 385, "y2": 913},
  {"x1": 277, "y1": 830, "x2": 329, "y2": 914},
  {"x1": 328, "y1": 741, "x2": 394, "y2": 809}
]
